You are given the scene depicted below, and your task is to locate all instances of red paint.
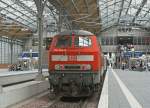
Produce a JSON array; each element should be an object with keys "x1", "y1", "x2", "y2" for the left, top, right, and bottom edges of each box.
[{"x1": 48, "y1": 33, "x2": 103, "y2": 73}]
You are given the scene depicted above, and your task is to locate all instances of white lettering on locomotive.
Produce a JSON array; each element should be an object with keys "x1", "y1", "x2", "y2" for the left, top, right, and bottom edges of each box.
[
  {"x1": 52, "y1": 55, "x2": 94, "y2": 61},
  {"x1": 77, "y1": 55, "x2": 94, "y2": 61},
  {"x1": 51, "y1": 55, "x2": 68, "y2": 61},
  {"x1": 68, "y1": 55, "x2": 77, "y2": 61}
]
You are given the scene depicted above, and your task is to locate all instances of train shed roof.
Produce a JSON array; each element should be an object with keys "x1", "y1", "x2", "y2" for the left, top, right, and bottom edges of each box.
[{"x1": 0, "y1": 0, "x2": 150, "y2": 39}]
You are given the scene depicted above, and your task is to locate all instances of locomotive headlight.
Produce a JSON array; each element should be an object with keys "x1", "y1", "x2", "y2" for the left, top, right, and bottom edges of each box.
[
  {"x1": 55, "y1": 64, "x2": 60, "y2": 70},
  {"x1": 82, "y1": 64, "x2": 91, "y2": 70},
  {"x1": 55, "y1": 64, "x2": 64, "y2": 70},
  {"x1": 86, "y1": 64, "x2": 91, "y2": 70}
]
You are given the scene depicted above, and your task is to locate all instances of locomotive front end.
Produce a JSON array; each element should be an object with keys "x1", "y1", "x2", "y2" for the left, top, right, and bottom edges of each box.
[{"x1": 48, "y1": 30, "x2": 103, "y2": 97}]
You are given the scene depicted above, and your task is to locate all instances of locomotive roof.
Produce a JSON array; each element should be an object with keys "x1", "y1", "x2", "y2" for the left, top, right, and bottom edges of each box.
[{"x1": 56, "y1": 30, "x2": 94, "y2": 36}]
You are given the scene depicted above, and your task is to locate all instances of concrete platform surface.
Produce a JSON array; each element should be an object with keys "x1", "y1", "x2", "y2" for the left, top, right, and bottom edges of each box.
[
  {"x1": 99, "y1": 68, "x2": 150, "y2": 108},
  {"x1": 0, "y1": 69, "x2": 49, "y2": 86},
  {"x1": 0, "y1": 69, "x2": 48, "y2": 76},
  {"x1": 0, "y1": 80, "x2": 49, "y2": 108}
]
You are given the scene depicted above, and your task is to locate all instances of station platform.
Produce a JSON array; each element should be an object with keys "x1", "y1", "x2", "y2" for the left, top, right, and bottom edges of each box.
[
  {"x1": 0, "y1": 69, "x2": 49, "y2": 86},
  {"x1": 99, "y1": 68, "x2": 150, "y2": 108},
  {"x1": 0, "y1": 69, "x2": 48, "y2": 76},
  {"x1": 0, "y1": 69, "x2": 49, "y2": 108}
]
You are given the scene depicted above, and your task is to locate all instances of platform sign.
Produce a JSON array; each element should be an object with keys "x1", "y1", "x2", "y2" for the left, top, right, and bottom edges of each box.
[
  {"x1": 123, "y1": 51, "x2": 143, "y2": 58},
  {"x1": 134, "y1": 51, "x2": 143, "y2": 57},
  {"x1": 124, "y1": 51, "x2": 132, "y2": 57}
]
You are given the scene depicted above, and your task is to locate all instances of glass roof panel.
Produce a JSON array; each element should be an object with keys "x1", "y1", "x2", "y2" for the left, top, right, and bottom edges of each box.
[
  {"x1": 99, "y1": 0, "x2": 150, "y2": 30},
  {"x1": 19, "y1": 0, "x2": 37, "y2": 10},
  {"x1": 1, "y1": 0, "x2": 149, "y2": 33},
  {"x1": 0, "y1": 0, "x2": 58, "y2": 32},
  {"x1": 0, "y1": 0, "x2": 37, "y2": 30},
  {"x1": 121, "y1": 1, "x2": 129, "y2": 16},
  {"x1": 99, "y1": 0, "x2": 121, "y2": 29},
  {"x1": 129, "y1": 7, "x2": 137, "y2": 15}
]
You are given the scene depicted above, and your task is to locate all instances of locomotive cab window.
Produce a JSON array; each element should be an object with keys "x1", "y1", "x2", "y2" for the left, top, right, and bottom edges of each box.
[
  {"x1": 56, "y1": 36, "x2": 72, "y2": 48},
  {"x1": 75, "y1": 36, "x2": 92, "y2": 47}
]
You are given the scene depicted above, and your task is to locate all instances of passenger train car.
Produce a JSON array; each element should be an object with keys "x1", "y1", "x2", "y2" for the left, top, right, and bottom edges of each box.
[{"x1": 48, "y1": 30, "x2": 106, "y2": 97}]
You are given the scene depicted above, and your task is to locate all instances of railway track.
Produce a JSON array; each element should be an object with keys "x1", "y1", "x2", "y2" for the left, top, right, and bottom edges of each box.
[
  {"x1": 82, "y1": 93, "x2": 100, "y2": 108},
  {"x1": 45, "y1": 97, "x2": 84, "y2": 108},
  {"x1": 9, "y1": 91, "x2": 101, "y2": 108},
  {"x1": 46, "y1": 92, "x2": 100, "y2": 108}
]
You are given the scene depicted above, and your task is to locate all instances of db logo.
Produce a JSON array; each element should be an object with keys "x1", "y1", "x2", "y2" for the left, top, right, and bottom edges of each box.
[{"x1": 68, "y1": 55, "x2": 77, "y2": 61}]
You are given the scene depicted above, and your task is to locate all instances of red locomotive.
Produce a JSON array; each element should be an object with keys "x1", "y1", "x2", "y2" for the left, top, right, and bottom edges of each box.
[{"x1": 48, "y1": 30, "x2": 105, "y2": 97}]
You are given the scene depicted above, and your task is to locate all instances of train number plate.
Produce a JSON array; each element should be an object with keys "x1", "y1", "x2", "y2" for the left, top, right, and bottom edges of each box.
[{"x1": 68, "y1": 55, "x2": 77, "y2": 61}]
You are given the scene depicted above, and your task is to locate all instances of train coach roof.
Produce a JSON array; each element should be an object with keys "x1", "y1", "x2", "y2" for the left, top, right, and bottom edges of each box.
[{"x1": 56, "y1": 30, "x2": 94, "y2": 36}]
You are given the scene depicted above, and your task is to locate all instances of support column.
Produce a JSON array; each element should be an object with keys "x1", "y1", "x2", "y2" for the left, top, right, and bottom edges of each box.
[
  {"x1": 34, "y1": 0, "x2": 47, "y2": 80},
  {"x1": 0, "y1": 85, "x2": 2, "y2": 93},
  {"x1": 58, "y1": 8, "x2": 62, "y2": 32},
  {"x1": 37, "y1": 13, "x2": 43, "y2": 74},
  {"x1": 10, "y1": 39, "x2": 13, "y2": 64}
]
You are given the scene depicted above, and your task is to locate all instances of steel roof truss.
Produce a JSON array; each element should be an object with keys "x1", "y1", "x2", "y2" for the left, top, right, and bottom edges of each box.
[{"x1": 132, "y1": 0, "x2": 147, "y2": 22}]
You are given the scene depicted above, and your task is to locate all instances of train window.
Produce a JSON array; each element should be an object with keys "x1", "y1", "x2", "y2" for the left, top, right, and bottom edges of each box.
[
  {"x1": 75, "y1": 36, "x2": 92, "y2": 47},
  {"x1": 56, "y1": 36, "x2": 72, "y2": 48}
]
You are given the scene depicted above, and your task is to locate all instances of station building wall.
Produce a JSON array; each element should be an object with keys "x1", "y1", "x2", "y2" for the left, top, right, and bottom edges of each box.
[
  {"x1": 99, "y1": 26, "x2": 150, "y2": 53},
  {"x1": 0, "y1": 36, "x2": 23, "y2": 66}
]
